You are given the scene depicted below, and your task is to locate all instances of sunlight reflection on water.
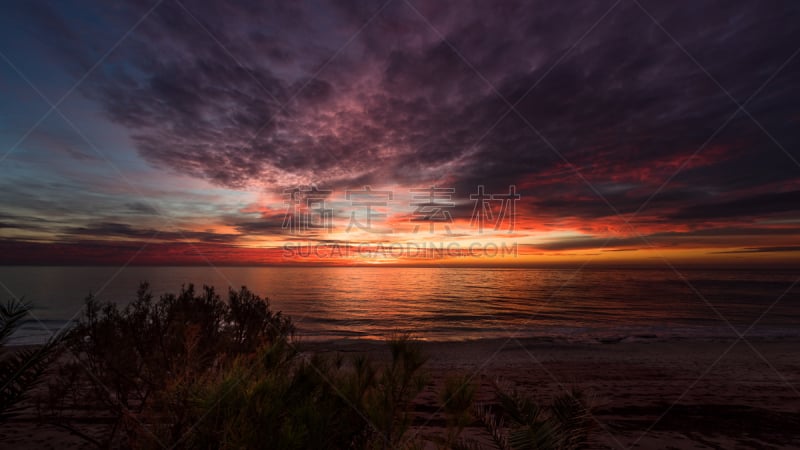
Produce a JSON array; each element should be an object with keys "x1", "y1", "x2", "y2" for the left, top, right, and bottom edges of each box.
[{"x1": 2, "y1": 266, "x2": 798, "y2": 344}]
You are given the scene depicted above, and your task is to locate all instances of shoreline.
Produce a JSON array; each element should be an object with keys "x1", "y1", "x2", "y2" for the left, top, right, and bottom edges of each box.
[{"x1": 11, "y1": 332, "x2": 800, "y2": 347}]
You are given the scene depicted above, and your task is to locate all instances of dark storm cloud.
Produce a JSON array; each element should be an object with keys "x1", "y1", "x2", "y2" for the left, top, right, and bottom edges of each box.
[
  {"x1": 0, "y1": 213, "x2": 57, "y2": 234},
  {"x1": 529, "y1": 224, "x2": 800, "y2": 252},
  {"x1": 712, "y1": 246, "x2": 800, "y2": 254},
  {"x1": 21, "y1": 0, "x2": 800, "y2": 223},
  {"x1": 229, "y1": 216, "x2": 287, "y2": 235},
  {"x1": 68, "y1": 222, "x2": 238, "y2": 243},
  {"x1": 651, "y1": 226, "x2": 800, "y2": 237},
  {"x1": 670, "y1": 190, "x2": 800, "y2": 220},
  {"x1": 533, "y1": 236, "x2": 645, "y2": 251},
  {"x1": 124, "y1": 202, "x2": 160, "y2": 215}
]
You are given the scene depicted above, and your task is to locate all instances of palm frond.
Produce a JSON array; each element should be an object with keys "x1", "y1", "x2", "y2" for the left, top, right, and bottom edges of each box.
[
  {"x1": 0, "y1": 297, "x2": 30, "y2": 346},
  {"x1": 474, "y1": 404, "x2": 509, "y2": 450},
  {"x1": 489, "y1": 384, "x2": 594, "y2": 450},
  {"x1": 0, "y1": 298, "x2": 66, "y2": 420},
  {"x1": 549, "y1": 389, "x2": 593, "y2": 449}
]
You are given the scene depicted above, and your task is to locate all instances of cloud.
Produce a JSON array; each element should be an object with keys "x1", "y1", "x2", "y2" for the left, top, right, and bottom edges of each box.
[
  {"x1": 125, "y1": 202, "x2": 160, "y2": 215},
  {"x1": 670, "y1": 190, "x2": 800, "y2": 221},
  {"x1": 6, "y1": 0, "x2": 800, "y2": 262},
  {"x1": 18, "y1": 0, "x2": 790, "y2": 199},
  {"x1": 66, "y1": 222, "x2": 239, "y2": 243},
  {"x1": 712, "y1": 246, "x2": 800, "y2": 254}
]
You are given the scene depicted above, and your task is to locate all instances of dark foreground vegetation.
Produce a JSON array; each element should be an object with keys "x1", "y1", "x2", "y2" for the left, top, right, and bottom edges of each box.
[{"x1": 1, "y1": 283, "x2": 593, "y2": 449}]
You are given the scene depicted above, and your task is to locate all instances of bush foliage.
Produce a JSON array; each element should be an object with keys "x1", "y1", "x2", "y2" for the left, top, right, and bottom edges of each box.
[{"x1": 32, "y1": 283, "x2": 593, "y2": 449}]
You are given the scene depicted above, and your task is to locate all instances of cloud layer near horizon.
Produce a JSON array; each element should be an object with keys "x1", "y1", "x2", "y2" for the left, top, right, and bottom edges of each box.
[{"x1": 1, "y1": 0, "x2": 799, "y2": 264}]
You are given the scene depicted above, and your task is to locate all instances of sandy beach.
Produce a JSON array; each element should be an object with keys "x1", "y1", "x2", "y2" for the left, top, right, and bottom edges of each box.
[
  {"x1": 2, "y1": 337, "x2": 799, "y2": 449},
  {"x1": 313, "y1": 337, "x2": 800, "y2": 449}
]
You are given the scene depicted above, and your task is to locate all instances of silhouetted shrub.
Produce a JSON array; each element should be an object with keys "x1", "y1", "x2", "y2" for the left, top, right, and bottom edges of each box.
[
  {"x1": 40, "y1": 283, "x2": 293, "y2": 447},
  {"x1": 39, "y1": 283, "x2": 594, "y2": 450},
  {"x1": 179, "y1": 335, "x2": 428, "y2": 450}
]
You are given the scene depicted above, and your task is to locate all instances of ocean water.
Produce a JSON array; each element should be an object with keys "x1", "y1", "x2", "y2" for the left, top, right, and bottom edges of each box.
[{"x1": 1, "y1": 266, "x2": 798, "y2": 345}]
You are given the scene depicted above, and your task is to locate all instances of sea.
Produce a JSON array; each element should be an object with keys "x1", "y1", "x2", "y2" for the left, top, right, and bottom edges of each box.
[{"x1": 1, "y1": 266, "x2": 798, "y2": 345}]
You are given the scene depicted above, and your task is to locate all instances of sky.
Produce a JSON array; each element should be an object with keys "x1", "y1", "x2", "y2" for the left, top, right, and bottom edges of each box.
[{"x1": 0, "y1": 0, "x2": 799, "y2": 267}]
